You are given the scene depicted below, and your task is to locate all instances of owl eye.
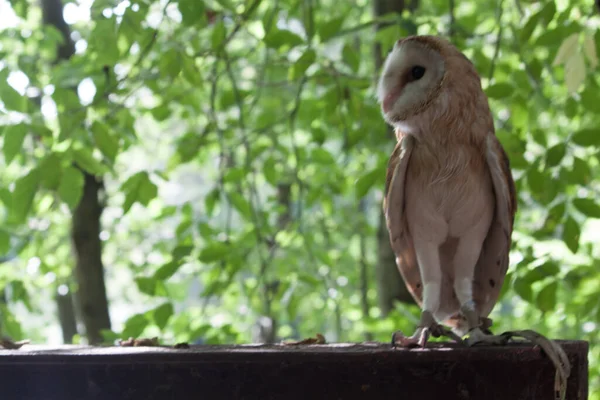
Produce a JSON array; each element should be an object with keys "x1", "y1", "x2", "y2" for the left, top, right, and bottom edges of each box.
[{"x1": 411, "y1": 66, "x2": 426, "y2": 80}]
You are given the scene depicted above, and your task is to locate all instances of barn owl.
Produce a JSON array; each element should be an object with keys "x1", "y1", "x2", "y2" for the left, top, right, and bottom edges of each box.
[{"x1": 377, "y1": 35, "x2": 517, "y2": 347}]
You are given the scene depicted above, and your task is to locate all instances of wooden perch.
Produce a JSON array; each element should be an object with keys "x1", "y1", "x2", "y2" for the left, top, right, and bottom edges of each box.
[{"x1": 0, "y1": 341, "x2": 588, "y2": 399}]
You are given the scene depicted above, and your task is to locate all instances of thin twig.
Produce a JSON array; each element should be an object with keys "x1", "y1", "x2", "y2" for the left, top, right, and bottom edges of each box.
[
  {"x1": 195, "y1": 0, "x2": 263, "y2": 58},
  {"x1": 488, "y1": 0, "x2": 505, "y2": 81},
  {"x1": 222, "y1": 50, "x2": 279, "y2": 326},
  {"x1": 448, "y1": 0, "x2": 456, "y2": 38},
  {"x1": 358, "y1": 198, "x2": 373, "y2": 341}
]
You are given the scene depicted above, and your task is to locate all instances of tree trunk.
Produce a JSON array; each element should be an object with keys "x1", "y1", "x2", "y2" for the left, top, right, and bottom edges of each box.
[
  {"x1": 372, "y1": 0, "x2": 419, "y2": 315},
  {"x1": 55, "y1": 290, "x2": 78, "y2": 344},
  {"x1": 253, "y1": 184, "x2": 290, "y2": 344},
  {"x1": 71, "y1": 174, "x2": 111, "y2": 344},
  {"x1": 41, "y1": 0, "x2": 111, "y2": 345}
]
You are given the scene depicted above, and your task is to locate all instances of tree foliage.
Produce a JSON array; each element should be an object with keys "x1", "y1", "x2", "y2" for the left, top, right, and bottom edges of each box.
[{"x1": 0, "y1": 0, "x2": 599, "y2": 396}]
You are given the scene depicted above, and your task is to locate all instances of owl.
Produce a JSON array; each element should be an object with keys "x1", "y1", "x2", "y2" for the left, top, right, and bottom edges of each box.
[{"x1": 377, "y1": 35, "x2": 517, "y2": 347}]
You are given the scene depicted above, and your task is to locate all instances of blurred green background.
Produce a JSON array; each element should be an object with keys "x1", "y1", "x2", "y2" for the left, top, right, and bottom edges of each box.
[{"x1": 0, "y1": 0, "x2": 598, "y2": 397}]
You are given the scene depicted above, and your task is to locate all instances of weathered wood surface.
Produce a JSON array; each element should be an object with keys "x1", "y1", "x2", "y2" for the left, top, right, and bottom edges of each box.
[{"x1": 0, "y1": 341, "x2": 588, "y2": 400}]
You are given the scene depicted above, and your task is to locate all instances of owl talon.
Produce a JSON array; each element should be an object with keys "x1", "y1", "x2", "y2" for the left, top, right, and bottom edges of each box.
[
  {"x1": 464, "y1": 327, "x2": 509, "y2": 347},
  {"x1": 391, "y1": 327, "x2": 430, "y2": 348}
]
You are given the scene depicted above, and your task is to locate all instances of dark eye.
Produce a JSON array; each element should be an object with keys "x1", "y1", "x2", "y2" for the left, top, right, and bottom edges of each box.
[{"x1": 411, "y1": 66, "x2": 426, "y2": 80}]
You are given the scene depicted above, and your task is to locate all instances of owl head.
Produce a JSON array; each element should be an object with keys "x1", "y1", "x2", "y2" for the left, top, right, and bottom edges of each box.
[{"x1": 376, "y1": 35, "x2": 482, "y2": 132}]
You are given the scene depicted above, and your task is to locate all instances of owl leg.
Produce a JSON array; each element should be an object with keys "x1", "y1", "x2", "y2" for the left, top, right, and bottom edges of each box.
[
  {"x1": 392, "y1": 241, "x2": 443, "y2": 348},
  {"x1": 453, "y1": 234, "x2": 508, "y2": 346}
]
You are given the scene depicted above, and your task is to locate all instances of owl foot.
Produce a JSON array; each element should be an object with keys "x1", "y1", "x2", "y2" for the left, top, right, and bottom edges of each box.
[
  {"x1": 464, "y1": 327, "x2": 510, "y2": 347},
  {"x1": 391, "y1": 310, "x2": 461, "y2": 348},
  {"x1": 459, "y1": 301, "x2": 506, "y2": 346},
  {"x1": 391, "y1": 326, "x2": 431, "y2": 348}
]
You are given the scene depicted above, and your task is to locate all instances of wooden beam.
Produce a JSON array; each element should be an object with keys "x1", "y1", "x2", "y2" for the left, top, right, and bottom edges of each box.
[{"x1": 0, "y1": 341, "x2": 588, "y2": 399}]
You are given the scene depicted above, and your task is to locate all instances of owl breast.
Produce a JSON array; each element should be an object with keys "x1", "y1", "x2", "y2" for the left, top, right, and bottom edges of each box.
[{"x1": 404, "y1": 141, "x2": 494, "y2": 244}]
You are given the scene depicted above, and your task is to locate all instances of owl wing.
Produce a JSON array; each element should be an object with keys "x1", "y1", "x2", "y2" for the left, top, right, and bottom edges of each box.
[
  {"x1": 472, "y1": 133, "x2": 517, "y2": 319},
  {"x1": 383, "y1": 134, "x2": 423, "y2": 307}
]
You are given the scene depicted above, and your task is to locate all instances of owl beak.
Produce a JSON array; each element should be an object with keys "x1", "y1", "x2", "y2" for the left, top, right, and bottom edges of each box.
[{"x1": 382, "y1": 85, "x2": 403, "y2": 114}]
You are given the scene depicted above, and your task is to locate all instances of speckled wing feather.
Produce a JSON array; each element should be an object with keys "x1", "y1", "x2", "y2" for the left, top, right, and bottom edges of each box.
[
  {"x1": 445, "y1": 133, "x2": 517, "y2": 333},
  {"x1": 473, "y1": 134, "x2": 517, "y2": 317},
  {"x1": 383, "y1": 134, "x2": 423, "y2": 307}
]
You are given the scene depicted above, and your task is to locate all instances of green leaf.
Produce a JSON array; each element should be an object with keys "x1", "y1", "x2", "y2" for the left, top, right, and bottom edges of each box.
[
  {"x1": 228, "y1": 191, "x2": 252, "y2": 220},
  {"x1": 173, "y1": 245, "x2": 193, "y2": 260},
  {"x1": 153, "y1": 302, "x2": 174, "y2": 330},
  {"x1": 572, "y1": 198, "x2": 600, "y2": 218},
  {"x1": 514, "y1": 275, "x2": 533, "y2": 303},
  {"x1": 539, "y1": 1, "x2": 556, "y2": 25},
  {"x1": 159, "y1": 48, "x2": 183, "y2": 79},
  {"x1": 2, "y1": 123, "x2": 27, "y2": 165},
  {"x1": 498, "y1": 271, "x2": 512, "y2": 300},
  {"x1": 153, "y1": 260, "x2": 181, "y2": 281},
  {"x1": 177, "y1": 0, "x2": 206, "y2": 27},
  {"x1": 318, "y1": 16, "x2": 345, "y2": 42},
  {"x1": 536, "y1": 262, "x2": 560, "y2": 279},
  {"x1": 122, "y1": 313, "x2": 149, "y2": 339},
  {"x1": 58, "y1": 166, "x2": 85, "y2": 209},
  {"x1": 571, "y1": 128, "x2": 600, "y2": 147},
  {"x1": 181, "y1": 55, "x2": 202, "y2": 85},
  {"x1": 526, "y1": 168, "x2": 557, "y2": 204},
  {"x1": 530, "y1": 129, "x2": 547, "y2": 147},
  {"x1": 536, "y1": 280, "x2": 557, "y2": 313},
  {"x1": 311, "y1": 126, "x2": 326, "y2": 145},
  {"x1": 565, "y1": 97, "x2": 578, "y2": 119},
  {"x1": 205, "y1": 188, "x2": 220, "y2": 216},
  {"x1": 0, "y1": 188, "x2": 10, "y2": 208},
  {"x1": 263, "y1": 156, "x2": 280, "y2": 186},
  {"x1": 29, "y1": 123, "x2": 53, "y2": 138},
  {"x1": 545, "y1": 143, "x2": 566, "y2": 167},
  {"x1": 520, "y1": 10, "x2": 542, "y2": 43},
  {"x1": 0, "y1": 73, "x2": 27, "y2": 112},
  {"x1": 535, "y1": 27, "x2": 563, "y2": 47},
  {"x1": 72, "y1": 147, "x2": 108, "y2": 175},
  {"x1": 0, "y1": 304, "x2": 23, "y2": 340},
  {"x1": 198, "y1": 241, "x2": 229, "y2": 263},
  {"x1": 135, "y1": 277, "x2": 156, "y2": 296},
  {"x1": 223, "y1": 167, "x2": 247, "y2": 183},
  {"x1": 310, "y1": 147, "x2": 335, "y2": 164},
  {"x1": 0, "y1": 230, "x2": 10, "y2": 255},
  {"x1": 9, "y1": 280, "x2": 30, "y2": 310},
  {"x1": 121, "y1": 171, "x2": 158, "y2": 213},
  {"x1": 10, "y1": 168, "x2": 39, "y2": 224},
  {"x1": 485, "y1": 83, "x2": 514, "y2": 99},
  {"x1": 91, "y1": 121, "x2": 119, "y2": 162},
  {"x1": 580, "y1": 87, "x2": 600, "y2": 112},
  {"x1": 175, "y1": 131, "x2": 204, "y2": 163},
  {"x1": 90, "y1": 18, "x2": 120, "y2": 65},
  {"x1": 118, "y1": 6, "x2": 148, "y2": 49},
  {"x1": 9, "y1": 0, "x2": 28, "y2": 19},
  {"x1": 39, "y1": 153, "x2": 63, "y2": 190},
  {"x1": 355, "y1": 167, "x2": 384, "y2": 199},
  {"x1": 211, "y1": 20, "x2": 227, "y2": 51},
  {"x1": 562, "y1": 215, "x2": 580, "y2": 254},
  {"x1": 54, "y1": 92, "x2": 86, "y2": 141},
  {"x1": 198, "y1": 222, "x2": 216, "y2": 239},
  {"x1": 298, "y1": 272, "x2": 322, "y2": 287},
  {"x1": 342, "y1": 43, "x2": 360, "y2": 73},
  {"x1": 151, "y1": 104, "x2": 171, "y2": 121},
  {"x1": 264, "y1": 28, "x2": 304, "y2": 49},
  {"x1": 214, "y1": 0, "x2": 236, "y2": 12},
  {"x1": 539, "y1": 201, "x2": 565, "y2": 236},
  {"x1": 571, "y1": 157, "x2": 592, "y2": 185},
  {"x1": 289, "y1": 49, "x2": 316, "y2": 81},
  {"x1": 100, "y1": 329, "x2": 121, "y2": 342}
]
